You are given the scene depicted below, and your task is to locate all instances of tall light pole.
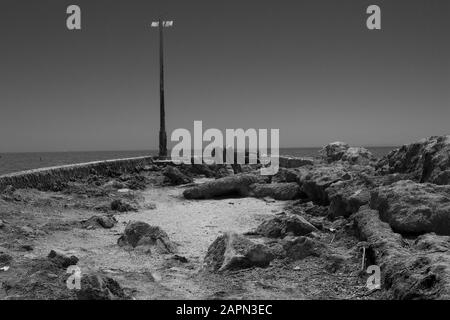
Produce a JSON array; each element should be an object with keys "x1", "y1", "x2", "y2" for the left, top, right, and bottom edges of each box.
[{"x1": 151, "y1": 19, "x2": 173, "y2": 158}]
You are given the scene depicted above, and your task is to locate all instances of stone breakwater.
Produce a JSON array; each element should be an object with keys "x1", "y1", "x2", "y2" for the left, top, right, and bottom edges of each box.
[
  {"x1": 0, "y1": 156, "x2": 154, "y2": 192},
  {"x1": 0, "y1": 155, "x2": 315, "y2": 193}
]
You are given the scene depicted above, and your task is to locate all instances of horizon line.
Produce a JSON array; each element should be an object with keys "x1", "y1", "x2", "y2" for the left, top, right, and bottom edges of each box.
[{"x1": 0, "y1": 145, "x2": 400, "y2": 154}]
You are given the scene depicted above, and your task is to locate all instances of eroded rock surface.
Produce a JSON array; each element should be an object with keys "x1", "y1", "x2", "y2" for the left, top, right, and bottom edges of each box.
[
  {"x1": 204, "y1": 232, "x2": 274, "y2": 272},
  {"x1": 118, "y1": 221, "x2": 176, "y2": 253},
  {"x1": 377, "y1": 135, "x2": 450, "y2": 185},
  {"x1": 183, "y1": 174, "x2": 263, "y2": 199},
  {"x1": 281, "y1": 236, "x2": 327, "y2": 260},
  {"x1": 326, "y1": 172, "x2": 405, "y2": 218},
  {"x1": 77, "y1": 273, "x2": 130, "y2": 300},
  {"x1": 250, "y1": 182, "x2": 301, "y2": 200},
  {"x1": 320, "y1": 142, "x2": 350, "y2": 163},
  {"x1": 320, "y1": 142, "x2": 375, "y2": 165},
  {"x1": 327, "y1": 180, "x2": 371, "y2": 218},
  {"x1": 353, "y1": 206, "x2": 450, "y2": 299},
  {"x1": 295, "y1": 164, "x2": 352, "y2": 205},
  {"x1": 255, "y1": 215, "x2": 317, "y2": 238},
  {"x1": 370, "y1": 180, "x2": 450, "y2": 235}
]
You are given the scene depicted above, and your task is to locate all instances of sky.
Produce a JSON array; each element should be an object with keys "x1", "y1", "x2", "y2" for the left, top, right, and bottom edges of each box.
[{"x1": 0, "y1": 0, "x2": 448, "y2": 152}]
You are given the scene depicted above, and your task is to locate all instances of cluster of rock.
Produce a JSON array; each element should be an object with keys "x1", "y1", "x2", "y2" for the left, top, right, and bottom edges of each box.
[
  {"x1": 202, "y1": 213, "x2": 329, "y2": 273},
  {"x1": 190, "y1": 135, "x2": 450, "y2": 299},
  {"x1": 1, "y1": 248, "x2": 130, "y2": 300},
  {"x1": 4, "y1": 219, "x2": 178, "y2": 299},
  {"x1": 319, "y1": 138, "x2": 449, "y2": 298}
]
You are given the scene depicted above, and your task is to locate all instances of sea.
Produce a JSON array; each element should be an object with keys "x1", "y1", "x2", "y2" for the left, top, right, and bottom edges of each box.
[{"x1": 0, "y1": 147, "x2": 396, "y2": 176}]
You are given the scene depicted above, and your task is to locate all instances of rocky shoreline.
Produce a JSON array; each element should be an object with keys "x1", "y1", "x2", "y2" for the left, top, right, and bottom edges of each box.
[{"x1": 0, "y1": 135, "x2": 449, "y2": 299}]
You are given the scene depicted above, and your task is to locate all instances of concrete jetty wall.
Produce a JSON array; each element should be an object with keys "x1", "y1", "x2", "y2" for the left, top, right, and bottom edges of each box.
[
  {"x1": 0, "y1": 156, "x2": 154, "y2": 192},
  {"x1": 0, "y1": 154, "x2": 318, "y2": 192}
]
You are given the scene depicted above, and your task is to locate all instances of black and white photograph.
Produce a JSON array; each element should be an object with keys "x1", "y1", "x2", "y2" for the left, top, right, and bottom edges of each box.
[{"x1": 0, "y1": 0, "x2": 449, "y2": 308}]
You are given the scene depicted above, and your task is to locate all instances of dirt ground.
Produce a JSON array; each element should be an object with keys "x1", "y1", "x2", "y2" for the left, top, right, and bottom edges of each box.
[{"x1": 0, "y1": 173, "x2": 382, "y2": 300}]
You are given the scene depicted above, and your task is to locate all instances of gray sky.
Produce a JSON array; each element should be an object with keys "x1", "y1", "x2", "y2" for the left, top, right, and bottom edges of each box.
[{"x1": 0, "y1": 0, "x2": 448, "y2": 152}]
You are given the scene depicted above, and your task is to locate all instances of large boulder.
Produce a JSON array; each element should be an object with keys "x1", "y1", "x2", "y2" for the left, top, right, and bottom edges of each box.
[
  {"x1": 327, "y1": 180, "x2": 371, "y2": 218},
  {"x1": 370, "y1": 180, "x2": 450, "y2": 236},
  {"x1": 320, "y1": 141, "x2": 350, "y2": 163},
  {"x1": 320, "y1": 142, "x2": 375, "y2": 165},
  {"x1": 118, "y1": 221, "x2": 176, "y2": 253},
  {"x1": 295, "y1": 164, "x2": 352, "y2": 205},
  {"x1": 326, "y1": 172, "x2": 405, "y2": 218},
  {"x1": 255, "y1": 215, "x2": 318, "y2": 238},
  {"x1": 250, "y1": 182, "x2": 302, "y2": 200},
  {"x1": 377, "y1": 135, "x2": 450, "y2": 185},
  {"x1": 204, "y1": 232, "x2": 274, "y2": 272},
  {"x1": 183, "y1": 174, "x2": 264, "y2": 199}
]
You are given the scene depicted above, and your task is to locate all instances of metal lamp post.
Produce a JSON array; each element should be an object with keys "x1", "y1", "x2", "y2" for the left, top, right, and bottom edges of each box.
[{"x1": 151, "y1": 19, "x2": 173, "y2": 158}]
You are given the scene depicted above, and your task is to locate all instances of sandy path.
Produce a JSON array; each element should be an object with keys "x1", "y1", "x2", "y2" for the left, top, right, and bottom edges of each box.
[
  {"x1": 128, "y1": 183, "x2": 286, "y2": 261},
  {"x1": 32, "y1": 180, "x2": 288, "y2": 299}
]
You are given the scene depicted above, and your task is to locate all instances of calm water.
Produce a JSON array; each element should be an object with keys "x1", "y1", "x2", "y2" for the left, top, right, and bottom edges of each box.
[
  {"x1": 0, "y1": 147, "x2": 396, "y2": 176},
  {"x1": 0, "y1": 150, "x2": 157, "y2": 176}
]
